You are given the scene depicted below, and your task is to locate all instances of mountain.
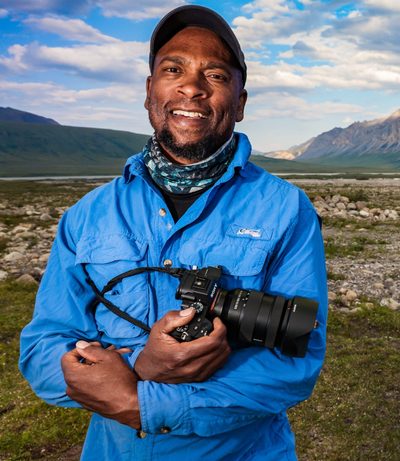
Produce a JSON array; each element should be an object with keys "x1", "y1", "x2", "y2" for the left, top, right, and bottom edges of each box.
[
  {"x1": 0, "y1": 121, "x2": 150, "y2": 176},
  {"x1": 265, "y1": 109, "x2": 400, "y2": 169},
  {"x1": 0, "y1": 107, "x2": 59, "y2": 125}
]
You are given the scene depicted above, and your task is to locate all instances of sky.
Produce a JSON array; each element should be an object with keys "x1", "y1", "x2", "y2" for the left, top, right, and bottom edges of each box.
[{"x1": 1, "y1": 0, "x2": 400, "y2": 152}]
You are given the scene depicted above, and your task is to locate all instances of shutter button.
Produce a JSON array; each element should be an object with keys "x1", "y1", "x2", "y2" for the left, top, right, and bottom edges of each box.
[
  {"x1": 163, "y1": 259, "x2": 173, "y2": 267},
  {"x1": 160, "y1": 426, "x2": 171, "y2": 434},
  {"x1": 159, "y1": 208, "x2": 167, "y2": 217}
]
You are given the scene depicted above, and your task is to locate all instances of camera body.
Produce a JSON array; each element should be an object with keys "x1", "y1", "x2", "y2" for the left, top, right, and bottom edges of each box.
[
  {"x1": 171, "y1": 266, "x2": 319, "y2": 358},
  {"x1": 170, "y1": 266, "x2": 221, "y2": 342}
]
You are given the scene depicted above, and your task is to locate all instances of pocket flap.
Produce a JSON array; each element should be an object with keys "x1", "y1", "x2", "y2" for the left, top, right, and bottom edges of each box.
[
  {"x1": 178, "y1": 235, "x2": 270, "y2": 277},
  {"x1": 75, "y1": 233, "x2": 147, "y2": 264}
]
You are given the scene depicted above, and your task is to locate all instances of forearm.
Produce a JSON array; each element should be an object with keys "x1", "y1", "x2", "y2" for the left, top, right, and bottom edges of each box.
[{"x1": 138, "y1": 327, "x2": 325, "y2": 436}]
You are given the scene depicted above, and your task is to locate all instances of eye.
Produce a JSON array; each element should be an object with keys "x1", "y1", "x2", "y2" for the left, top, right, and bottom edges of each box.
[
  {"x1": 206, "y1": 72, "x2": 228, "y2": 82},
  {"x1": 164, "y1": 67, "x2": 181, "y2": 73}
]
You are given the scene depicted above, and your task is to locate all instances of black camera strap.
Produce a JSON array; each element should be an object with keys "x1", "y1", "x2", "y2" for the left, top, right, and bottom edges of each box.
[{"x1": 82, "y1": 264, "x2": 185, "y2": 334}]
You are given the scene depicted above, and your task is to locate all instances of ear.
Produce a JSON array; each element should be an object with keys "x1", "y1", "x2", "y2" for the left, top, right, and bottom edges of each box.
[
  {"x1": 236, "y1": 89, "x2": 247, "y2": 123},
  {"x1": 144, "y1": 76, "x2": 152, "y2": 110}
]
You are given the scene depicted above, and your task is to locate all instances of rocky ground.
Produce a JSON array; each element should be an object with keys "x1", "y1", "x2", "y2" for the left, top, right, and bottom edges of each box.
[{"x1": 0, "y1": 178, "x2": 399, "y2": 313}]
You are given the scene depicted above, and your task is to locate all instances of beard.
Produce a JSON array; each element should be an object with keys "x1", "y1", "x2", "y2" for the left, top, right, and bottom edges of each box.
[
  {"x1": 147, "y1": 102, "x2": 232, "y2": 162},
  {"x1": 155, "y1": 127, "x2": 228, "y2": 162}
]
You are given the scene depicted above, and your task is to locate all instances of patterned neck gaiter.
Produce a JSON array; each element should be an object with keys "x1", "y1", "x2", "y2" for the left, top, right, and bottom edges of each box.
[{"x1": 143, "y1": 133, "x2": 236, "y2": 194}]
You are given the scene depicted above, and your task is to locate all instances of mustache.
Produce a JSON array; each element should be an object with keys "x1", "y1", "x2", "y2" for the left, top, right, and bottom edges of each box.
[{"x1": 166, "y1": 102, "x2": 212, "y2": 116}]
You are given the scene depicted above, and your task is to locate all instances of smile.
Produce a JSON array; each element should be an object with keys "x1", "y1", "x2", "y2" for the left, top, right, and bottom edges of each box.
[{"x1": 172, "y1": 110, "x2": 208, "y2": 119}]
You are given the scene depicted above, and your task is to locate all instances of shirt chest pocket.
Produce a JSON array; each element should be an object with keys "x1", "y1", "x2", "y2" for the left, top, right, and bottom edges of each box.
[
  {"x1": 75, "y1": 234, "x2": 150, "y2": 344},
  {"x1": 177, "y1": 225, "x2": 274, "y2": 291}
]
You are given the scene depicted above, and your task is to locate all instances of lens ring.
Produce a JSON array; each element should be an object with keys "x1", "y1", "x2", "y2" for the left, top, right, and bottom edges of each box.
[{"x1": 264, "y1": 296, "x2": 286, "y2": 348}]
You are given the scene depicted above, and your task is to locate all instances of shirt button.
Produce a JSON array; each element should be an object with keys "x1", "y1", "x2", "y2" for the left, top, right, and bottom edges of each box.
[
  {"x1": 159, "y1": 208, "x2": 167, "y2": 217},
  {"x1": 137, "y1": 430, "x2": 147, "y2": 439},
  {"x1": 160, "y1": 426, "x2": 171, "y2": 434},
  {"x1": 163, "y1": 259, "x2": 173, "y2": 267}
]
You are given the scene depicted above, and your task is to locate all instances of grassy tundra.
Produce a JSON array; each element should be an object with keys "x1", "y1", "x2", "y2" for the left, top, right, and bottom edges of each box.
[{"x1": 0, "y1": 180, "x2": 399, "y2": 460}]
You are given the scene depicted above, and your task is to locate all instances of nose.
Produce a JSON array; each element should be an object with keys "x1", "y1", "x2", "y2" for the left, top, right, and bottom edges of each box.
[{"x1": 177, "y1": 72, "x2": 209, "y2": 99}]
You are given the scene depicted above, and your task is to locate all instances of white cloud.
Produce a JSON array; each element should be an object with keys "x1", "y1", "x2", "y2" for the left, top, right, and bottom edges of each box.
[
  {"x1": 231, "y1": 0, "x2": 400, "y2": 95},
  {"x1": 0, "y1": 44, "x2": 29, "y2": 72},
  {"x1": 0, "y1": 79, "x2": 151, "y2": 133},
  {"x1": 363, "y1": 0, "x2": 400, "y2": 13},
  {"x1": 24, "y1": 16, "x2": 119, "y2": 44},
  {"x1": 0, "y1": 41, "x2": 150, "y2": 82},
  {"x1": 98, "y1": 0, "x2": 186, "y2": 20},
  {"x1": 1, "y1": 0, "x2": 187, "y2": 20},
  {"x1": 245, "y1": 92, "x2": 364, "y2": 122},
  {"x1": 0, "y1": 7, "x2": 8, "y2": 17}
]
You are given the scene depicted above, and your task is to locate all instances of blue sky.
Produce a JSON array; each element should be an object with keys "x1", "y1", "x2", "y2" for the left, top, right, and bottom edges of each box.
[{"x1": 1, "y1": 0, "x2": 399, "y2": 151}]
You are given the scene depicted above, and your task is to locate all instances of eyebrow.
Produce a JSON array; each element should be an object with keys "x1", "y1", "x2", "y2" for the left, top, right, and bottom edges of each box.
[{"x1": 158, "y1": 55, "x2": 233, "y2": 75}]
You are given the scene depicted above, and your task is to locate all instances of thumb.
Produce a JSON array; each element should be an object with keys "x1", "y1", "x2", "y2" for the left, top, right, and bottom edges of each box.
[
  {"x1": 75, "y1": 341, "x2": 110, "y2": 363},
  {"x1": 159, "y1": 308, "x2": 196, "y2": 334}
]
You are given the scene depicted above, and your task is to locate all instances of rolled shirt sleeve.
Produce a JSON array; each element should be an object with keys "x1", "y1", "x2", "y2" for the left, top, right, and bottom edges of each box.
[{"x1": 19, "y1": 211, "x2": 102, "y2": 406}]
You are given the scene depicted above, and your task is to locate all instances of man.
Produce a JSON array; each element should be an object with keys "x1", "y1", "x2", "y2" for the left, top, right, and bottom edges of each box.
[{"x1": 20, "y1": 5, "x2": 327, "y2": 461}]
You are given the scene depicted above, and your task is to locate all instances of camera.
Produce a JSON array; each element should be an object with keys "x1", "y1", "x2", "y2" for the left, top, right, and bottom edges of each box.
[
  {"x1": 86, "y1": 264, "x2": 319, "y2": 358},
  {"x1": 171, "y1": 266, "x2": 319, "y2": 358}
]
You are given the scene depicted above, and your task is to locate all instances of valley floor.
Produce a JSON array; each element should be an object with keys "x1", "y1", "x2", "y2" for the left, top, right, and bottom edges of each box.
[{"x1": 0, "y1": 178, "x2": 399, "y2": 460}]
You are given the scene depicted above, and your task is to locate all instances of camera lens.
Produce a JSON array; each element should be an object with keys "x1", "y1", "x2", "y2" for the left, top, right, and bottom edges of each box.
[{"x1": 212, "y1": 289, "x2": 318, "y2": 357}]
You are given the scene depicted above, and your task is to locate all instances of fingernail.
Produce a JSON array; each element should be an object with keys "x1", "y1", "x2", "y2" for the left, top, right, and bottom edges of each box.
[
  {"x1": 76, "y1": 340, "x2": 90, "y2": 349},
  {"x1": 179, "y1": 308, "x2": 195, "y2": 317}
]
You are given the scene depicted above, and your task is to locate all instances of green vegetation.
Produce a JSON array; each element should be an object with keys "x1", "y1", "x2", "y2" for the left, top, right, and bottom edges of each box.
[
  {"x1": 324, "y1": 235, "x2": 386, "y2": 259},
  {"x1": 1, "y1": 179, "x2": 399, "y2": 460},
  {"x1": 0, "y1": 121, "x2": 150, "y2": 177},
  {"x1": 290, "y1": 306, "x2": 400, "y2": 461},
  {"x1": 327, "y1": 271, "x2": 345, "y2": 281},
  {"x1": 0, "y1": 281, "x2": 90, "y2": 460},
  {"x1": 1, "y1": 281, "x2": 398, "y2": 460}
]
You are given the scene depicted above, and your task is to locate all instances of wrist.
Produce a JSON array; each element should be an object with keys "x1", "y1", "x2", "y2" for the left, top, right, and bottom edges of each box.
[{"x1": 119, "y1": 379, "x2": 141, "y2": 429}]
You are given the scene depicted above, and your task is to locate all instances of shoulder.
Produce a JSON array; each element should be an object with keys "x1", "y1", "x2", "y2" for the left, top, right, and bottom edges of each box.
[
  {"x1": 239, "y1": 161, "x2": 315, "y2": 214},
  {"x1": 59, "y1": 176, "x2": 127, "y2": 243}
]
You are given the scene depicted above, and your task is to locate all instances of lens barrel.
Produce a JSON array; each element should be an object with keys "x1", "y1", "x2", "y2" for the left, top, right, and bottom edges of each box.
[{"x1": 212, "y1": 289, "x2": 318, "y2": 357}]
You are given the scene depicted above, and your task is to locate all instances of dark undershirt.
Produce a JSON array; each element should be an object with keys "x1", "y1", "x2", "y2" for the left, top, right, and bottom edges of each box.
[{"x1": 161, "y1": 187, "x2": 206, "y2": 222}]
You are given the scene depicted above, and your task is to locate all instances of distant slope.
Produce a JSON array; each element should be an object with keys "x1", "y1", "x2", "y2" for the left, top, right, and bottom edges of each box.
[
  {"x1": 0, "y1": 122, "x2": 150, "y2": 176},
  {"x1": 264, "y1": 109, "x2": 400, "y2": 170},
  {"x1": 0, "y1": 107, "x2": 59, "y2": 125},
  {"x1": 249, "y1": 156, "x2": 390, "y2": 173}
]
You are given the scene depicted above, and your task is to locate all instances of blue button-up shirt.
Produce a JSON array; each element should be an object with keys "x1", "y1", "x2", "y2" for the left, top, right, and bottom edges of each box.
[{"x1": 20, "y1": 133, "x2": 327, "y2": 461}]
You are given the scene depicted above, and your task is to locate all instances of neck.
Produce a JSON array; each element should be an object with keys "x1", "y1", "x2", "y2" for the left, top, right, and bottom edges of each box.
[{"x1": 157, "y1": 134, "x2": 235, "y2": 166}]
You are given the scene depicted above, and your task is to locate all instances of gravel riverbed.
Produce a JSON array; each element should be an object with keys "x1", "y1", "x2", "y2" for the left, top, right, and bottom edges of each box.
[{"x1": 0, "y1": 178, "x2": 399, "y2": 312}]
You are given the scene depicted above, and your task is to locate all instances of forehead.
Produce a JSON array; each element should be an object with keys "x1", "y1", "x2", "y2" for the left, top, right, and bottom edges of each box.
[{"x1": 154, "y1": 26, "x2": 235, "y2": 66}]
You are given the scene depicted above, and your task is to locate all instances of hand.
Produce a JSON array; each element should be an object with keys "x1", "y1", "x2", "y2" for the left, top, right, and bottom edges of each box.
[
  {"x1": 135, "y1": 309, "x2": 231, "y2": 384},
  {"x1": 61, "y1": 342, "x2": 141, "y2": 429}
]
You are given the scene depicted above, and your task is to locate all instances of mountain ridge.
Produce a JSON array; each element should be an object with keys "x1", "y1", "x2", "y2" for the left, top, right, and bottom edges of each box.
[
  {"x1": 265, "y1": 109, "x2": 400, "y2": 167},
  {"x1": 0, "y1": 107, "x2": 59, "y2": 125}
]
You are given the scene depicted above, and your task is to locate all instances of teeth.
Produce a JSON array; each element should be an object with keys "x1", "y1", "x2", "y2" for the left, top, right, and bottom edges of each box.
[{"x1": 172, "y1": 110, "x2": 206, "y2": 119}]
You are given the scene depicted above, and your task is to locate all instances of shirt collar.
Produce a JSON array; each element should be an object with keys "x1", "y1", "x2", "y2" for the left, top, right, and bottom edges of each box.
[{"x1": 123, "y1": 132, "x2": 253, "y2": 184}]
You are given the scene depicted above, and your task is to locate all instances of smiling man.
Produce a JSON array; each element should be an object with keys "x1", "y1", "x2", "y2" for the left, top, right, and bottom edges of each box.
[{"x1": 20, "y1": 5, "x2": 328, "y2": 461}]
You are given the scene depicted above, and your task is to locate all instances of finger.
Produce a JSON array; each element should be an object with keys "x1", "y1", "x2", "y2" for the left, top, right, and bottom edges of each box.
[
  {"x1": 62, "y1": 348, "x2": 86, "y2": 365},
  {"x1": 167, "y1": 345, "x2": 231, "y2": 384},
  {"x1": 210, "y1": 317, "x2": 227, "y2": 335},
  {"x1": 175, "y1": 330, "x2": 229, "y2": 363},
  {"x1": 62, "y1": 349, "x2": 89, "y2": 379},
  {"x1": 158, "y1": 308, "x2": 196, "y2": 335},
  {"x1": 75, "y1": 343, "x2": 113, "y2": 363},
  {"x1": 114, "y1": 347, "x2": 132, "y2": 354},
  {"x1": 194, "y1": 347, "x2": 231, "y2": 381}
]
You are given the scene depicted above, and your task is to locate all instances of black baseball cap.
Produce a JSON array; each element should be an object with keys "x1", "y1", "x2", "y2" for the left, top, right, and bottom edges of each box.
[{"x1": 149, "y1": 5, "x2": 247, "y2": 85}]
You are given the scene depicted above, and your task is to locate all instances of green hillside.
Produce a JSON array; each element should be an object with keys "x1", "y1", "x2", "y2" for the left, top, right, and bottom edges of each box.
[
  {"x1": 250, "y1": 155, "x2": 399, "y2": 173},
  {"x1": 308, "y1": 152, "x2": 400, "y2": 170},
  {"x1": 1, "y1": 120, "x2": 399, "y2": 177},
  {"x1": 0, "y1": 121, "x2": 150, "y2": 176}
]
